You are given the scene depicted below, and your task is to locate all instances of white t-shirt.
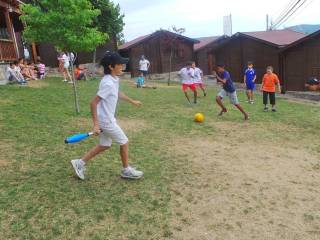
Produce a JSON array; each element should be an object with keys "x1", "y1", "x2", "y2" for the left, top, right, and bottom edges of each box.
[
  {"x1": 194, "y1": 67, "x2": 203, "y2": 84},
  {"x1": 179, "y1": 67, "x2": 195, "y2": 84},
  {"x1": 97, "y1": 75, "x2": 119, "y2": 127},
  {"x1": 139, "y1": 59, "x2": 150, "y2": 71}
]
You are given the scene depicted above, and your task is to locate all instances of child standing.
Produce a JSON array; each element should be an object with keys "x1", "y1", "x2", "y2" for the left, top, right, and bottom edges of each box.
[
  {"x1": 178, "y1": 61, "x2": 197, "y2": 104},
  {"x1": 244, "y1": 61, "x2": 256, "y2": 104},
  {"x1": 37, "y1": 60, "x2": 46, "y2": 79},
  {"x1": 192, "y1": 62, "x2": 207, "y2": 97},
  {"x1": 261, "y1": 66, "x2": 281, "y2": 112},
  {"x1": 71, "y1": 51, "x2": 144, "y2": 180},
  {"x1": 136, "y1": 72, "x2": 145, "y2": 88},
  {"x1": 213, "y1": 64, "x2": 249, "y2": 120}
]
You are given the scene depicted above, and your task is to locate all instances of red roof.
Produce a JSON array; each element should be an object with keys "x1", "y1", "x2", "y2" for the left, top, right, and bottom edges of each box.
[
  {"x1": 119, "y1": 34, "x2": 151, "y2": 50},
  {"x1": 194, "y1": 36, "x2": 223, "y2": 51},
  {"x1": 119, "y1": 30, "x2": 199, "y2": 51},
  {"x1": 240, "y1": 29, "x2": 306, "y2": 47}
]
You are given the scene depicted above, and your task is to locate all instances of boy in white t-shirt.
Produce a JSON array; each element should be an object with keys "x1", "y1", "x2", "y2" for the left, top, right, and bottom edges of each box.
[
  {"x1": 71, "y1": 51, "x2": 144, "y2": 180},
  {"x1": 192, "y1": 62, "x2": 207, "y2": 97},
  {"x1": 178, "y1": 61, "x2": 197, "y2": 104},
  {"x1": 139, "y1": 55, "x2": 150, "y2": 77}
]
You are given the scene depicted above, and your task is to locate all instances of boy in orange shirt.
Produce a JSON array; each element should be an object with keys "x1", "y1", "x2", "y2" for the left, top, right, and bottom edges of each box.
[{"x1": 260, "y1": 66, "x2": 281, "y2": 112}]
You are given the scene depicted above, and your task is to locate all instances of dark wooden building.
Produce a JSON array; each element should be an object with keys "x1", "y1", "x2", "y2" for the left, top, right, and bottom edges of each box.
[
  {"x1": 0, "y1": 0, "x2": 24, "y2": 62},
  {"x1": 210, "y1": 29, "x2": 305, "y2": 83},
  {"x1": 194, "y1": 35, "x2": 229, "y2": 75},
  {"x1": 282, "y1": 30, "x2": 320, "y2": 91},
  {"x1": 119, "y1": 30, "x2": 199, "y2": 76}
]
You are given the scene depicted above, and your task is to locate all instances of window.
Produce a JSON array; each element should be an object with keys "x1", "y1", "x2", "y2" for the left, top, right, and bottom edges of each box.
[{"x1": 0, "y1": 9, "x2": 9, "y2": 40}]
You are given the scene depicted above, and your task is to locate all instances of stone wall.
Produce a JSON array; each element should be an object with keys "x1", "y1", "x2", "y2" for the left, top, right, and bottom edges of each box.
[{"x1": 0, "y1": 64, "x2": 8, "y2": 85}]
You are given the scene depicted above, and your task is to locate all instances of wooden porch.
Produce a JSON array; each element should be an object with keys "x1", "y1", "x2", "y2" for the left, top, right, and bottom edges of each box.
[{"x1": 0, "y1": 0, "x2": 22, "y2": 62}]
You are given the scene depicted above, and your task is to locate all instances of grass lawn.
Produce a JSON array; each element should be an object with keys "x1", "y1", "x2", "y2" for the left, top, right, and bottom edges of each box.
[{"x1": 0, "y1": 77, "x2": 320, "y2": 240}]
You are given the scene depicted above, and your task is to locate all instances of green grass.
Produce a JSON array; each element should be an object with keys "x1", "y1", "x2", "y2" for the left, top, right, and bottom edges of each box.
[{"x1": 0, "y1": 77, "x2": 320, "y2": 239}]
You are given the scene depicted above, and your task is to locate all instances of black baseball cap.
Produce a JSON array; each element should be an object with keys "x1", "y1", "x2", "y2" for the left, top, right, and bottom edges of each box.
[{"x1": 100, "y1": 51, "x2": 129, "y2": 67}]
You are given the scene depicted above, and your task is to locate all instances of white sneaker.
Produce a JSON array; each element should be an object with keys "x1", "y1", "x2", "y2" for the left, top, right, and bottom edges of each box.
[
  {"x1": 71, "y1": 159, "x2": 86, "y2": 180},
  {"x1": 63, "y1": 79, "x2": 68, "y2": 82},
  {"x1": 121, "y1": 166, "x2": 144, "y2": 179}
]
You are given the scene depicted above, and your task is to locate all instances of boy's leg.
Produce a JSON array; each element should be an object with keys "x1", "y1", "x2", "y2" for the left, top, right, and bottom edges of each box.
[
  {"x1": 120, "y1": 143, "x2": 129, "y2": 168},
  {"x1": 235, "y1": 104, "x2": 249, "y2": 120},
  {"x1": 230, "y1": 91, "x2": 249, "y2": 120},
  {"x1": 82, "y1": 145, "x2": 110, "y2": 162},
  {"x1": 216, "y1": 92, "x2": 227, "y2": 116},
  {"x1": 182, "y1": 84, "x2": 191, "y2": 103},
  {"x1": 200, "y1": 84, "x2": 207, "y2": 96},
  {"x1": 191, "y1": 85, "x2": 198, "y2": 104}
]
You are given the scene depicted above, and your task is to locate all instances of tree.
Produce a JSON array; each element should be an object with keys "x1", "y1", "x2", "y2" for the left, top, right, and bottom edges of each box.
[
  {"x1": 21, "y1": 0, "x2": 107, "y2": 113},
  {"x1": 90, "y1": 0, "x2": 125, "y2": 63},
  {"x1": 166, "y1": 26, "x2": 185, "y2": 86}
]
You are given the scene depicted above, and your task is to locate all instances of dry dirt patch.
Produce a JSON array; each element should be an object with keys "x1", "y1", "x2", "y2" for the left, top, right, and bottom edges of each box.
[
  {"x1": 0, "y1": 99, "x2": 14, "y2": 105},
  {"x1": 27, "y1": 80, "x2": 49, "y2": 89},
  {"x1": 0, "y1": 140, "x2": 15, "y2": 167},
  {"x1": 170, "y1": 122, "x2": 320, "y2": 240}
]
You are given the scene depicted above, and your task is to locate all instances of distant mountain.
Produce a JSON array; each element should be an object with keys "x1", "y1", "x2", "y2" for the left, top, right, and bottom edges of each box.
[{"x1": 286, "y1": 24, "x2": 320, "y2": 35}]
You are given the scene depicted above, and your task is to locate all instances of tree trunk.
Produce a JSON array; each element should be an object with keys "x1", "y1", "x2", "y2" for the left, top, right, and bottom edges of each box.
[
  {"x1": 69, "y1": 52, "x2": 80, "y2": 114},
  {"x1": 93, "y1": 49, "x2": 96, "y2": 65}
]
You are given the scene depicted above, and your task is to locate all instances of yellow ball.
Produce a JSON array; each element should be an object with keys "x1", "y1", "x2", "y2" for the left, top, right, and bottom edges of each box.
[{"x1": 194, "y1": 113, "x2": 205, "y2": 123}]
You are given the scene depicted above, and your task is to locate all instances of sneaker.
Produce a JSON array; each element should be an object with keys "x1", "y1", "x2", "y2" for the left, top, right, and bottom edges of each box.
[
  {"x1": 71, "y1": 159, "x2": 86, "y2": 180},
  {"x1": 63, "y1": 79, "x2": 68, "y2": 82},
  {"x1": 250, "y1": 100, "x2": 254, "y2": 104},
  {"x1": 68, "y1": 81, "x2": 73, "y2": 84},
  {"x1": 121, "y1": 166, "x2": 144, "y2": 179},
  {"x1": 272, "y1": 109, "x2": 277, "y2": 112},
  {"x1": 264, "y1": 107, "x2": 269, "y2": 112}
]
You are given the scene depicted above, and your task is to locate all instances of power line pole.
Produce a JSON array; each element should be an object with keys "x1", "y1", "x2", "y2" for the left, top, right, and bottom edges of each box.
[{"x1": 266, "y1": 14, "x2": 269, "y2": 30}]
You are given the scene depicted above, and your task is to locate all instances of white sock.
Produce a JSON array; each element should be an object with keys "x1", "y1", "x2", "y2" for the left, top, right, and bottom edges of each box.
[
  {"x1": 79, "y1": 159, "x2": 86, "y2": 166},
  {"x1": 124, "y1": 166, "x2": 130, "y2": 171}
]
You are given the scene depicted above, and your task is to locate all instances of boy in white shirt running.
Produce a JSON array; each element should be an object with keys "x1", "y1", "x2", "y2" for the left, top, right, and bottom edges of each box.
[
  {"x1": 178, "y1": 61, "x2": 197, "y2": 104},
  {"x1": 192, "y1": 62, "x2": 207, "y2": 97},
  {"x1": 71, "y1": 51, "x2": 144, "y2": 180}
]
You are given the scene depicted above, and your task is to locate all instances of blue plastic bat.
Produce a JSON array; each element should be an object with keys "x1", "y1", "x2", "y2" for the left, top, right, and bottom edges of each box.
[{"x1": 65, "y1": 132, "x2": 94, "y2": 144}]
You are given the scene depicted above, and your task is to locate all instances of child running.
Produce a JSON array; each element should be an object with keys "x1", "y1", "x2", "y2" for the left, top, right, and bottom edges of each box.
[
  {"x1": 244, "y1": 61, "x2": 256, "y2": 104},
  {"x1": 192, "y1": 62, "x2": 207, "y2": 97},
  {"x1": 213, "y1": 64, "x2": 249, "y2": 120},
  {"x1": 178, "y1": 61, "x2": 197, "y2": 104},
  {"x1": 70, "y1": 51, "x2": 144, "y2": 180},
  {"x1": 261, "y1": 66, "x2": 281, "y2": 112}
]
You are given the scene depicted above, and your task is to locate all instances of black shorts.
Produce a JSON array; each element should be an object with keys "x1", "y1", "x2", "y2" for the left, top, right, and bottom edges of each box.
[
  {"x1": 139, "y1": 70, "x2": 148, "y2": 76},
  {"x1": 263, "y1": 91, "x2": 276, "y2": 105}
]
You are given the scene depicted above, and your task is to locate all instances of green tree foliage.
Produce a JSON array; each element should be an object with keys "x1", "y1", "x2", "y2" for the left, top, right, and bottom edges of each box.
[
  {"x1": 21, "y1": 0, "x2": 107, "y2": 52},
  {"x1": 90, "y1": 0, "x2": 125, "y2": 43}
]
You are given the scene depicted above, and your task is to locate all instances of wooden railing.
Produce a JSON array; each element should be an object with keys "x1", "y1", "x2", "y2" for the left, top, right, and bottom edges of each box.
[{"x1": 0, "y1": 39, "x2": 17, "y2": 62}]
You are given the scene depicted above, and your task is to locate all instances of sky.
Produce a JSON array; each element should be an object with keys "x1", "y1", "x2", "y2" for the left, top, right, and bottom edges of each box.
[{"x1": 112, "y1": 0, "x2": 320, "y2": 41}]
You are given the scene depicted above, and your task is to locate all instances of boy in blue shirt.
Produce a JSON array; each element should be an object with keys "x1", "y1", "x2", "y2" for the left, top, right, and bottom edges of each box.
[
  {"x1": 244, "y1": 61, "x2": 257, "y2": 104},
  {"x1": 213, "y1": 64, "x2": 249, "y2": 120},
  {"x1": 136, "y1": 72, "x2": 145, "y2": 88}
]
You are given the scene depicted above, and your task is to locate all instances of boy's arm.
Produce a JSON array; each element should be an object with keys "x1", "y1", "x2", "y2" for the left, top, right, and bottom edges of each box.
[
  {"x1": 90, "y1": 96, "x2": 102, "y2": 135},
  {"x1": 276, "y1": 77, "x2": 281, "y2": 93},
  {"x1": 244, "y1": 74, "x2": 246, "y2": 84},
  {"x1": 119, "y1": 91, "x2": 142, "y2": 107}
]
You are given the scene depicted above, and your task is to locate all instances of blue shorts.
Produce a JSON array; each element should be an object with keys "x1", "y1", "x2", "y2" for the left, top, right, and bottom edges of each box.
[{"x1": 246, "y1": 82, "x2": 255, "y2": 90}]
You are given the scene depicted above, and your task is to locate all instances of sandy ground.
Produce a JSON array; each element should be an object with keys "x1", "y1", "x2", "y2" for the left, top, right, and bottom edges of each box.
[{"x1": 169, "y1": 122, "x2": 320, "y2": 240}]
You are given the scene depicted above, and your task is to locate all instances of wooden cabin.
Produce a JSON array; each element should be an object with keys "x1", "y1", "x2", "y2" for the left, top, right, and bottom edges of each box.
[
  {"x1": 282, "y1": 30, "x2": 320, "y2": 91},
  {"x1": 119, "y1": 30, "x2": 199, "y2": 77},
  {"x1": 0, "y1": 0, "x2": 24, "y2": 62},
  {"x1": 210, "y1": 29, "x2": 305, "y2": 83},
  {"x1": 194, "y1": 35, "x2": 229, "y2": 75}
]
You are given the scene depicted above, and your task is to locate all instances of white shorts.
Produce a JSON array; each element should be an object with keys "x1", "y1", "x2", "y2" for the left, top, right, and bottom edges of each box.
[
  {"x1": 218, "y1": 89, "x2": 239, "y2": 105},
  {"x1": 99, "y1": 123, "x2": 128, "y2": 147},
  {"x1": 64, "y1": 62, "x2": 70, "y2": 69}
]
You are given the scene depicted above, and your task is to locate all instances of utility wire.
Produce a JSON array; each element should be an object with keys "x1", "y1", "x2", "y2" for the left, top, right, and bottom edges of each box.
[{"x1": 271, "y1": 0, "x2": 302, "y2": 29}]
